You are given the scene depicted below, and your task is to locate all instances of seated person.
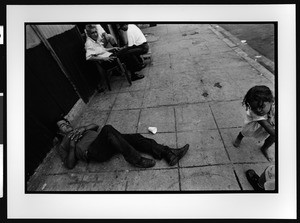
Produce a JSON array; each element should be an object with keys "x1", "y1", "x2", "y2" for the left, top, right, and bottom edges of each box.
[
  {"x1": 85, "y1": 24, "x2": 144, "y2": 82},
  {"x1": 118, "y1": 23, "x2": 150, "y2": 69},
  {"x1": 54, "y1": 119, "x2": 189, "y2": 169},
  {"x1": 94, "y1": 24, "x2": 117, "y2": 48}
]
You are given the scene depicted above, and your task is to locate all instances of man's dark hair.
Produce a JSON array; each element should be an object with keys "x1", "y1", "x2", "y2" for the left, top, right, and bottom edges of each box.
[
  {"x1": 85, "y1": 24, "x2": 96, "y2": 33},
  {"x1": 118, "y1": 23, "x2": 128, "y2": 29},
  {"x1": 243, "y1": 85, "x2": 274, "y2": 110},
  {"x1": 53, "y1": 117, "x2": 70, "y2": 147}
]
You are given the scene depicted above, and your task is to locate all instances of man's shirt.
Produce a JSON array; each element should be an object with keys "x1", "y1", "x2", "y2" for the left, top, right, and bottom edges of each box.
[
  {"x1": 126, "y1": 24, "x2": 147, "y2": 47},
  {"x1": 85, "y1": 36, "x2": 112, "y2": 60}
]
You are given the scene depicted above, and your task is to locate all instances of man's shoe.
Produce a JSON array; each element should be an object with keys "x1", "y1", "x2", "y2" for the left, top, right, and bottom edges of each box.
[
  {"x1": 134, "y1": 157, "x2": 156, "y2": 168},
  {"x1": 246, "y1": 169, "x2": 265, "y2": 191},
  {"x1": 131, "y1": 73, "x2": 145, "y2": 81},
  {"x1": 165, "y1": 144, "x2": 189, "y2": 166}
]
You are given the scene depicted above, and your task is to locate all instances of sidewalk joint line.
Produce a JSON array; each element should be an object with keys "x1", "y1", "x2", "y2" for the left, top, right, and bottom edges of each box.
[{"x1": 208, "y1": 104, "x2": 232, "y2": 163}]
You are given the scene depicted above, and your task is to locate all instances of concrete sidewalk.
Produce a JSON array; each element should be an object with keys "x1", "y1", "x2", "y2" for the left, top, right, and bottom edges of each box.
[{"x1": 27, "y1": 24, "x2": 275, "y2": 192}]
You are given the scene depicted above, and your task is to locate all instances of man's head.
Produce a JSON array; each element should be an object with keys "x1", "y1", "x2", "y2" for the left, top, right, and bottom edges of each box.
[
  {"x1": 118, "y1": 23, "x2": 128, "y2": 31},
  {"x1": 85, "y1": 24, "x2": 98, "y2": 41},
  {"x1": 57, "y1": 119, "x2": 73, "y2": 134}
]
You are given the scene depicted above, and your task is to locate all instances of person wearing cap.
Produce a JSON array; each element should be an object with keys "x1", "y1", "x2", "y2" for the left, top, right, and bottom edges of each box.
[
  {"x1": 118, "y1": 24, "x2": 149, "y2": 70},
  {"x1": 85, "y1": 24, "x2": 145, "y2": 82},
  {"x1": 54, "y1": 119, "x2": 189, "y2": 169}
]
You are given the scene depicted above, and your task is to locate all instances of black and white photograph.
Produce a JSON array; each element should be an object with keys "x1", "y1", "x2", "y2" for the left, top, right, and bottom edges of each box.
[
  {"x1": 25, "y1": 22, "x2": 276, "y2": 193},
  {"x1": 0, "y1": 94, "x2": 3, "y2": 198},
  {"x1": 5, "y1": 4, "x2": 296, "y2": 220}
]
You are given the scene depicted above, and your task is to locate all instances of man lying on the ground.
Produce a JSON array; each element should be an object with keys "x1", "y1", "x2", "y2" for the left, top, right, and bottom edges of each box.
[
  {"x1": 54, "y1": 119, "x2": 189, "y2": 169},
  {"x1": 85, "y1": 24, "x2": 145, "y2": 81}
]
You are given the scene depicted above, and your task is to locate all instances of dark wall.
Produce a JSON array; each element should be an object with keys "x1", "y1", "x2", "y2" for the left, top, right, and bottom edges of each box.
[
  {"x1": 0, "y1": 96, "x2": 2, "y2": 144},
  {"x1": 25, "y1": 26, "x2": 100, "y2": 180}
]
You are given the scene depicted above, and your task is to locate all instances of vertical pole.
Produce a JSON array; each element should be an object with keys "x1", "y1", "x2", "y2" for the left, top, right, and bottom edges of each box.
[{"x1": 30, "y1": 25, "x2": 85, "y2": 102}]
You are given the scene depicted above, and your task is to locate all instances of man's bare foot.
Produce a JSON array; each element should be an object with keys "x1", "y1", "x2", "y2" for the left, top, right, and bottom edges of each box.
[
  {"x1": 261, "y1": 148, "x2": 275, "y2": 162},
  {"x1": 233, "y1": 138, "x2": 241, "y2": 147}
]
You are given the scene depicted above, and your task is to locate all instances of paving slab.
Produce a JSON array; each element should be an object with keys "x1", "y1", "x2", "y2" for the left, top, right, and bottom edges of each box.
[
  {"x1": 143, "y1": 88, "x2": 176, "y2": 107},
  {"x1": 106, "y1": 109, "x2": 140, "y2": 133},
  {"x1": 204, "y1": 81, "x2": 244, "y2": 101},
  {"x1": 119, "y1": 75, "x2": 149, "y2": 93},
  {"x1": 77, "y1": 171, "x2": 128, "y2": 191},
  {"x1": 150, "y1": 53, "x2": 170, "y2": 65},
  {"x1": 235, "y1": 76, "x2": 275, "y2": 96},
  {"x1": 177, "y1": 130, "x2": 230, "y2": 167},
  {"x1": 138, "y1": 106, "x2": 175, "y2": 133},
  {"x1": 188, "y1": 44, "x2": 210, "y2": 56},
  {"x1": 170, "y1": 64, "x2": 199, "y2": 76},
  {"x1": 126, "y1": 168, "x2": 180, "y2": 191},
  {"x1": 29, "y1": 173, "x2": 83, "y2": 192},
  {"x1": 180, "y1": 165, "x2": 240, "y2": 191},
  {"x1": 175, "y1": 103, "x2": 217, "y2": 131},
  {"x1": 148, "y1": 64, "x2": 174, "y2": 76},
  {"x1": 219, "y1": 128, "x2": 275, "y2": 163},
  {"x1": 148, "y1": 71, "x2": 175, "y2": 90},
  {"x1": 209, "y1": 100, "x2": 245, "y2": 129},
  {"x1": 173, "y1": 85, "x2": 211, "y2": 104},
  {"x1": 87, "y1": 154, "x2": 132, "y2": 173},
  {"x1": 87, "y1": 92, "x2": 117, "y2": 111},
  {"x1": 171, "y1": 71, "x2": 201, "y2": 88},
  {"x1": 112, "y1": 91, "x2": 145, "y2": 110},
  {"x1": 223, "y1": 64, "x2": 262, "y2": 81},
  {"x1": 199, "y1": 68, "x2": 231, "y2": 84}
]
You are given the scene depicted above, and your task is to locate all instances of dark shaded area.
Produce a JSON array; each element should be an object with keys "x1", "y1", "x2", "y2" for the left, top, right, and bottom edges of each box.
[
  {"x1": 0, "y1": 96, "x2": 2, "y2": 144},
  {"x1": 25, "y1": 26, "x2": 101, "y2": 180}
]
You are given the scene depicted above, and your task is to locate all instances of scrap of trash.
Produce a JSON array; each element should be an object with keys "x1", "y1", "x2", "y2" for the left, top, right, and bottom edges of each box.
[{"x1": 148, "y1": 127, "x2": 157, "y2": 134}]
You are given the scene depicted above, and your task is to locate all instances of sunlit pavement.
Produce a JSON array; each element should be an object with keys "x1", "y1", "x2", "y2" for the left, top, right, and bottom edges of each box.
[{"x1": 27, "y1": 24, "x2": 275, "y2": 192}]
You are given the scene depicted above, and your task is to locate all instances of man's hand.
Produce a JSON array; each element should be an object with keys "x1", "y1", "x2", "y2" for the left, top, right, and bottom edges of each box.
[
  {"x1": 102, "y1": 57, "x2": 115, "y2": 62},
  {"x1": 68, "y1": 126, "x2": 86, "y2": 142}
]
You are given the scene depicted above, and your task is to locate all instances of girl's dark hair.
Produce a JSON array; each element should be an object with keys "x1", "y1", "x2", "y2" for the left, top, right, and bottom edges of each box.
[{"x1": 243, "y1": 85, "x2": 274, "y2": 110}]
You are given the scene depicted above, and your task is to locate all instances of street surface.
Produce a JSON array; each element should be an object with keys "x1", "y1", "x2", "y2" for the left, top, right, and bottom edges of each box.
[{"x1": 27, "y1": 24, "x2": 275, "y2": 192}]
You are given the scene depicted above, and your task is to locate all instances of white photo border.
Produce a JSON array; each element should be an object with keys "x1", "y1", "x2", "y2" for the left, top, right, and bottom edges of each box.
[{"x1": 7, "y1": 4, "x2": 296, "y2": 219}]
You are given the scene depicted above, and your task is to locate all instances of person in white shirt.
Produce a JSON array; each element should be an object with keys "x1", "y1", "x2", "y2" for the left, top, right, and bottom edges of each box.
[
  {"x1": 95, "y1": 24, "x2": 117, "y2": 48},
  {"x1": 118, "y1": 24, "x2": 149, "y2": 70},
  {"x1": 85, "y1": 24, "x2": 145, "y2": 82}
]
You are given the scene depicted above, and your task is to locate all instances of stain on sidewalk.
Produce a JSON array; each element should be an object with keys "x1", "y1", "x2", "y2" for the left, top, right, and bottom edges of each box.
[{"x1": 214, "y1": 82, "x2": 222, "y2": 88}]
